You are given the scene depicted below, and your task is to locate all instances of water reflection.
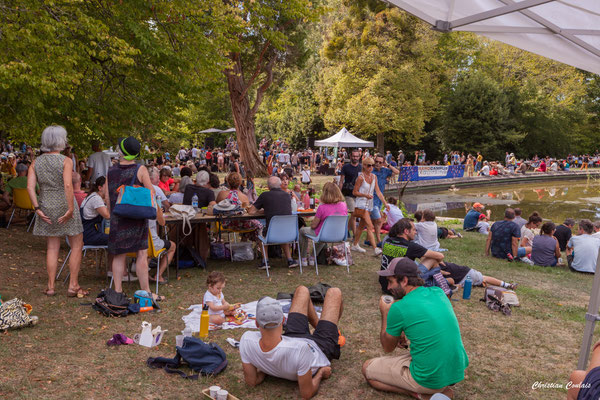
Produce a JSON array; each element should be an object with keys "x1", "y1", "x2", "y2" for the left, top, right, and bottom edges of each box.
[{"x1": 402, "y1": 181, "x2": 600, "y2": 222}]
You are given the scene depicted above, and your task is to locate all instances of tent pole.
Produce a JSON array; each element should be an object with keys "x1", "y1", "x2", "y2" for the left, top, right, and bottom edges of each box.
[{"x1": 577, "y1": 250, "x2": 600, "y2": 369}]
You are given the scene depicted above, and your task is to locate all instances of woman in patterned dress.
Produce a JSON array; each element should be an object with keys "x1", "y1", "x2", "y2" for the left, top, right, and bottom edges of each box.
[
  {"x1": 27, "y1": 126, "x2": 86, "y2": 297},
  {"x1": 106, "y1": 137, "x2": 163, "y2": 300}
]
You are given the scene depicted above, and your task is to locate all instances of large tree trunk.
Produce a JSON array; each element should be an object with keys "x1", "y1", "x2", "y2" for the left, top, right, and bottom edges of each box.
[
  {"x1": 376, "y1": 132, "x2": 385, "y2": 155},
  {"x1": 224, "y1": 53, "x2": 271, "y2": 177}
]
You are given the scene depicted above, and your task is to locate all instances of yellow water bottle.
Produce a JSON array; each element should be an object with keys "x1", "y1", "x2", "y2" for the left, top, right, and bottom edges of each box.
[{"x1": 199, "y1": 304, "x2": 210, "y2": 340}]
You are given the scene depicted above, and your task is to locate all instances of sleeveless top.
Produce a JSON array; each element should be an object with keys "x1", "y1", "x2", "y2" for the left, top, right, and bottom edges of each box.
[
  {"x1": 33, "y1": 154, "x2": 83, "y2": 237},
  {"x1": 355, "y1": 173, "x2": 376, "y2": 211},
  {"x1": 531, "y1": 235, "x2": 558, "y2": 266},
  {"x1": 107, "y1": 163, "x2": 148, "y2": 254}
]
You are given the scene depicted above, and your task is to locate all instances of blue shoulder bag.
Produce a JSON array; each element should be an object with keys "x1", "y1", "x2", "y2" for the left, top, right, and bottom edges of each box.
[{"x1": 113, "y1": 165, "x2": 157, "y2": 220}]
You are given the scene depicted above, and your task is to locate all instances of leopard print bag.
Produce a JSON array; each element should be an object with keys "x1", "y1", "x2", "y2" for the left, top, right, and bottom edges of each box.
[{"x1": 0, "y1": 298, "x2": 38, "y2": 330}]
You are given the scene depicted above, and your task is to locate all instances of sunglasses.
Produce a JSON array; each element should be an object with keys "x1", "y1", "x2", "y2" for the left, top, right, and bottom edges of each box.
[
  {"x1": 365, "y1": 164, "x2": 374, "y2": 167},
  {"x1": 375, "y1": 161, "x2": 383, "y2": 164}
]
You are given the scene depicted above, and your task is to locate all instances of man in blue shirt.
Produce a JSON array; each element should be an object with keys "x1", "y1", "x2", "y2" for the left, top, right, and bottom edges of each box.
[
  {"x1": 371, "y1": 154, "x2": 399, "y2": 245},
  {"x1": 463, "y1": 203, "x2": 490, "y2": 230},
  {"x1": 485, "y1": 208, "x2": 523, "y2": 260}
]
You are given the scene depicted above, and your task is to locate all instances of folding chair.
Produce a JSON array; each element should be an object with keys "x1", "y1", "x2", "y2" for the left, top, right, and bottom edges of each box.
[
  {"x1": 303, "y1": 215, "x2": 350, "y2": 275},
  {"x1": 110, "y1": 232, "x2": 168, "y2": 295},
  {"x1": 6, "y1": 188, "x2": 36, "y2": 231},
  {"x1": 56, "y1": 238, "x2": 109, "y2": 283},
  {"x1": 258, "y1": 215, "x2": 302, "y2": 277}
]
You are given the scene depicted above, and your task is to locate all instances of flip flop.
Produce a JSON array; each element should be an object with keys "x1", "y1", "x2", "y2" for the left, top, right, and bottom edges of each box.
[
  {"x1": 67, "y1": 288, "x2": 89, "y2": 298},
  {"x1": 152, "y1": 294, "x2": 165, "y2": 302}
]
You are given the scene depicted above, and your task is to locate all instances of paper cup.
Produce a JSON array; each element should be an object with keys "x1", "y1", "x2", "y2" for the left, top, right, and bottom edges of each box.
[
  {"x1": 209, "y1": 386, "x2": 221, "y2": 398},
  {"x1": 175, "y1": 335, "x2": 184, "y2": 347},
  {"x1": 216, "y1": 389, "x2": 228, "y2": 400}
]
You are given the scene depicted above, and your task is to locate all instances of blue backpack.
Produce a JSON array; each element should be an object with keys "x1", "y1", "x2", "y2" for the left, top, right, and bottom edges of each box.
[{"x1": 147, "y1": 336, "x2": 227, "y2": 379}]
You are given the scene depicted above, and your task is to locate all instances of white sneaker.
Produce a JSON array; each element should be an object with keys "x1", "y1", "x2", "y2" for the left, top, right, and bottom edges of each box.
[
  {"x1": 373, "y1": 248, "x2": 382, "y2": 256},
  {"x1": 520, "y1": 257, "x2": 534, "y2": 265},
  {"x1": 351, "y1": 244, "x2": 366, "y2": 253}
]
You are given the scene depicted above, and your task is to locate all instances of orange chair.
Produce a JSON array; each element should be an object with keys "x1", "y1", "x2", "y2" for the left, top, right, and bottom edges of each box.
[
  {"x1": 110, "y1": 232, "x2": 168, "y2": 295},
  {"x1": 7, "y1": 188, "x2": 36, "y2": 231}
]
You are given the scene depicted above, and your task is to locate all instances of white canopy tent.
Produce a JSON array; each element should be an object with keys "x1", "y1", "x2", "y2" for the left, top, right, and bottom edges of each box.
[
  {"x1": 314, "y1": 127, "x2": 374, "y2": 148},
  {"x1": 198, "y1": 128, "x2": 223, "y2": 134},
  {"x1": 385, "y1": 0, "x2": 600, "y2": 75},
  {"x1": 386, "y1": 0, "x2": 600, "y2": 371}
]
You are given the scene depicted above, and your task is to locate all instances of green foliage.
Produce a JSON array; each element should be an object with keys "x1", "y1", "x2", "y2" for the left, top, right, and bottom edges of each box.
[
  {"x1": 317, "y1": 2, "x2": 443, "y2": 149},
  {"x1": 0, "y1": 0, "x2": 227, "y2": 154}
]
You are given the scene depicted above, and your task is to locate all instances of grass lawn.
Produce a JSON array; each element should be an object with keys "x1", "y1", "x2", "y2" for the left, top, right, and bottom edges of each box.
[{"x1": 0, "y1": 218, "x2": 597, "y2": 399}]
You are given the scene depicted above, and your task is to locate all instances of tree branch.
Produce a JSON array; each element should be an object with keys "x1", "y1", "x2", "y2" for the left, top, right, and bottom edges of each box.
[
  {"x1": 240, "y1": 40, "x2": 271, "y2": 98},
  {"x1": 250, "y1": 56, "x2": 276, "y2": 117}
]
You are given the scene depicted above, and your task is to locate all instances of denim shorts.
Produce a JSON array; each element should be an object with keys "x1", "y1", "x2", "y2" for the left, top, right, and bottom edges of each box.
[{"x1": 370, "y1": 206, "x2": 381, "y2": 220}]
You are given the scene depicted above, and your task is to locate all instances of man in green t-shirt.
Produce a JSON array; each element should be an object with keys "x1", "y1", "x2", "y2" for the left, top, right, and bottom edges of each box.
[{"x1": 362, "y1": 257, "x2": 469, "y2": 398}]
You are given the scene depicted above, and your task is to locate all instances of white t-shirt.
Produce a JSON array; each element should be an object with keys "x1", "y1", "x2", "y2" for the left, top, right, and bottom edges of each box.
[
  {"x1": 301, "y1": 169, "x2": 311, "y2": 183},
  {"x1": 191, "y1": 148, "x2": 198, "y2": 158},
  {"x1": 480, "y1": 165, "x2": 490, "y2": 176},
  {"x1": 521, "y1": 225, "x2": 535, "y2": 247},
  {"x1": 415, "y1": 221, "x2": 441, "y2": 250},
  {"x1": 386, "y1": 204, "x2": 403, "y2": 227},
  {"x1": 239, "y1": 331, "x2": 330, "y2": 381},
  {"x1": 203, "y1": 290, "x2": 225, "y2": 317},
  {"x1": 87, "y1": 151, "x2": 111, "y2": 182},
  {"x1": 81, "y1": 192, "x2": 106, "y2": 220},
  {"x1": 178, "y1": 149, "x2": 187, "y2": 160},
  {"x1": 476, "y1": 221, "x2": 490, "y2": 234},
  {"x1": 148, "y1": 186, "x2": 168, "y2": 250}
]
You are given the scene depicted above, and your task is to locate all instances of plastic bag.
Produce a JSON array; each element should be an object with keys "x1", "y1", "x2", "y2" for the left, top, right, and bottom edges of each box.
[{"x1": 228, "y1": 242, "x2": 254, "y2": 262}]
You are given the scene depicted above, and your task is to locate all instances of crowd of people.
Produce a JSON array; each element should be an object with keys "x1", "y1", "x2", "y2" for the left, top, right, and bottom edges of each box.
[{"x1": 5, "y1": 130, "x2": 600, "y2": 399}]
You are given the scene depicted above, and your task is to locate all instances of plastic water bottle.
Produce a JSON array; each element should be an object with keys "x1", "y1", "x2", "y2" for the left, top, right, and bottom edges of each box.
[
  {"x1": 462, "y1": 276, "x2": 472, "y2": 300},
  {"x1": 191, "y1": 193, "x2": 199, "y2": 210}
]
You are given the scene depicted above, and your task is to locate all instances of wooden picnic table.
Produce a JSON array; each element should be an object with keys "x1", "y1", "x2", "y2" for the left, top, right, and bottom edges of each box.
[{"x1": 164, "y1": 210, "x2": 316, "y2": 277}]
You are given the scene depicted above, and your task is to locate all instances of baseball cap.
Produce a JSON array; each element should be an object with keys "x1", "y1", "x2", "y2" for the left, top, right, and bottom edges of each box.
[
  {"x1": 479, "y1": 214, "x2": 486, "y2": 220},
  {"x1": 118, "y1": 136, "x2": 141, "y2": 160},
  {"x1": 473, "y1": 202, "x2": 484, "y2": 209},
  {"x1": 377, "y1": 257, "x2": 419, "y2": 278},
  {"x1": 256, "y1": 296, "x2": 283, "y2": 329}
]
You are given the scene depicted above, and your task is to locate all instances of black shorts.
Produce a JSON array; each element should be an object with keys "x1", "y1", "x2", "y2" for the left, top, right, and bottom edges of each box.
[
  {"x1": 283, "y1": 312, "x2": 340, "y2": 361},
  {"x1": 163, "y1": 240, "x2": 172, "y2": 251}
]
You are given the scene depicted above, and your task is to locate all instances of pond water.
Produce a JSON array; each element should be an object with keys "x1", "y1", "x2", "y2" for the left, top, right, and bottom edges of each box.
[{"x1": 401, "y1": 178, "x2": 600, "y2": 223}]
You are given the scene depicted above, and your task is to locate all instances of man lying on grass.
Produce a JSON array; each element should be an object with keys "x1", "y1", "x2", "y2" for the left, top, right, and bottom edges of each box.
[
  {"x1": 239, "y1": 286, "x2": 343, "y2": 400},
  {"x1": 364, "y1": 257, "x2": 468, "y2": 399}
]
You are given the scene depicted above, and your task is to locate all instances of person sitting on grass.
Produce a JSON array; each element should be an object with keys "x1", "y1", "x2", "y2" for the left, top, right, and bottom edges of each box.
[
  {"x1": 566, "y1": 219, "x2": 600, "y2": 274},
  {"x1": 240, "y1": 286, "x2": 343, "y2": 400},
  {"x1": 463, "y1": 202, "x2": 490, "y2": 231},
  {"x1": 363, "y1": 257, "x2": 468, "y2": 399},
  {"x1": 382, "y1": 197, "x2": 403, "y2": 229},
  {"x1": 414, "y1": 209, "x2": 445, "y2": 251},
  {"x1": 475, "y1": 214, "x2": 490, "y2": 234},
  {"x1": 440, "y1": 261, "x2": 517, "y2": 290},
  {"x1": 485, "y1": 208, "x2": 527, "y2": 262},
  {"x1": 567, "y1": 340, "x2": 600, "y2": 400},
  {"x1": 203, "y1": 271, "x2": 237, "y2": 325},
  {"x1": 554, "y1": 218, "x2": 575, "y2": 252},
  {"x1": 379, "y1": 218, "x2": 444, "y2": 293},
  {"x1": 519, "y1": 212, "x2": 542, "y2": 264},
  {"x1": 531, "y1": 221, "x2": 561, "y2": 267}
]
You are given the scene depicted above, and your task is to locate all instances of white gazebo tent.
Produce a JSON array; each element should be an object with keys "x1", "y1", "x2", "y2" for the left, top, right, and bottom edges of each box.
[
  {"x1": 385, "y1": 0, "x2": 600, "y2": 75},
  {"x1": 315, "y1": 127, "x2": 374, "y2": 148},
  {"x1": 385, "y1": 0, "x2": 600, "y2": 369}
]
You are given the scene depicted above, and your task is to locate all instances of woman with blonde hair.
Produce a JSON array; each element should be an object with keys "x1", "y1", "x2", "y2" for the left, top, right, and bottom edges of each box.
[
  {"x1": 351, "y1": 157, "x2": 387, "y2": 256},
  {"x1": 299, "y1": 182, "x2": 348, "y2": 264}
]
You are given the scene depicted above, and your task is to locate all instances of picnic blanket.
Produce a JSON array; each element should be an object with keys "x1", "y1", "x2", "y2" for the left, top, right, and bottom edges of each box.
[{"x1": 182, "y1": 299, "x2": 321, "y2": 331}]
